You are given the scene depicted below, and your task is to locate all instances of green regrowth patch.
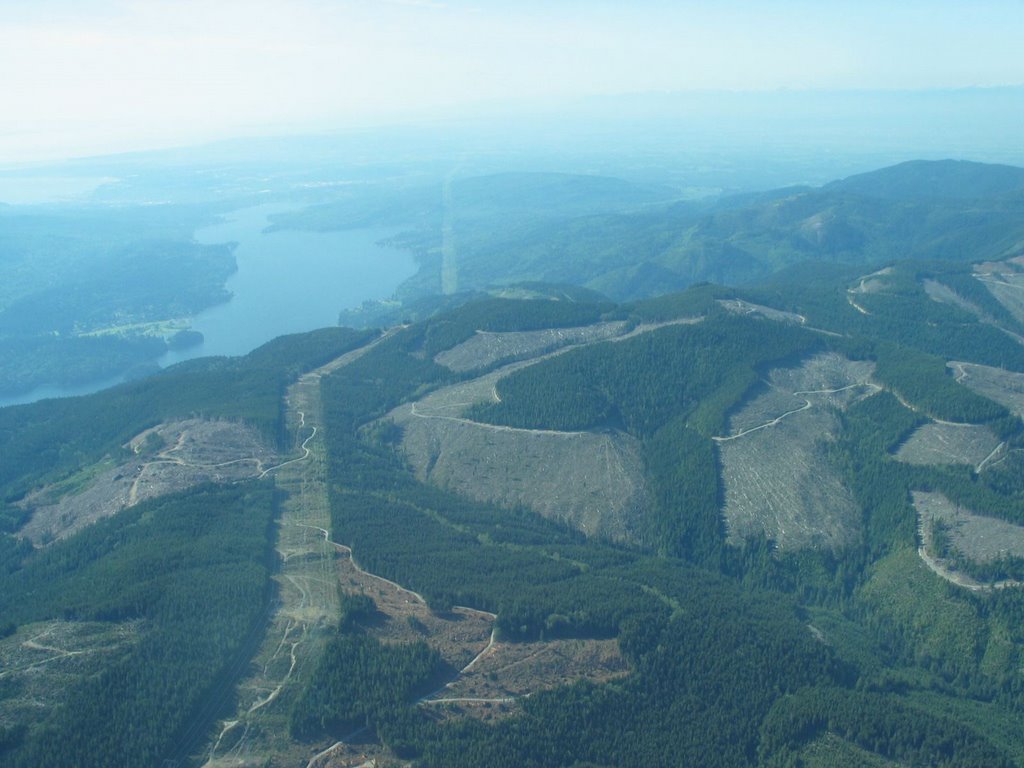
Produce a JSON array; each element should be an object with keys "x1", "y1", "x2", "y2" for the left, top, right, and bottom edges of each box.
[
  {"x1": 759, "y1": 686, "x2": 1016, "y2": 768},
  {"x1": 857, "y1": 548, "x2": 987, "y2": 678},
  {"x1": 0, "y1": 620, "x2": 141, "y2": 735}
]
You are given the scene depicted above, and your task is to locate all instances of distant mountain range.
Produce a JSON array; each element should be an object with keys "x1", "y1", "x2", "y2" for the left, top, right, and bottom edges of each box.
[{"x1": 434, "y1": 159, "x2": 1024, "y2": 301}]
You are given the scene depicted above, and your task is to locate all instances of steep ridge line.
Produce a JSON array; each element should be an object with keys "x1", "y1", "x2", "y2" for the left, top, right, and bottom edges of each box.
[
  {"x1": 418, "y1": 314, "x2": 853, "y2": 446},
  {"x1": 413, "y1": 316, "x2": 704, "y2": 437},
  {"x1": 205, "y1": 325, "x2": 507, "y2": 766},
  {"x1": 202, "y1": 329, "x2": 401, "y2": 767}
]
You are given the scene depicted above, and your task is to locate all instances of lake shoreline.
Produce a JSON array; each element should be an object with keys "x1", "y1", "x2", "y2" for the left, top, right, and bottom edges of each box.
[{"x1": 0, "y1": 204, "x2": 416, "y2": 408}]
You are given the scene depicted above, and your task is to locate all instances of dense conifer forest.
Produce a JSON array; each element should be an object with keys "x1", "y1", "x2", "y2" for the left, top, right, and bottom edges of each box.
[{"x1": 4, "y1": 160, "x2": 1024, "y2": 766}]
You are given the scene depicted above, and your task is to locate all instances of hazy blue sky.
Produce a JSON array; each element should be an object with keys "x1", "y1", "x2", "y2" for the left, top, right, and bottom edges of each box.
[{"x1": 3, "y1": 0, "x2": 1023, "y2": 163}]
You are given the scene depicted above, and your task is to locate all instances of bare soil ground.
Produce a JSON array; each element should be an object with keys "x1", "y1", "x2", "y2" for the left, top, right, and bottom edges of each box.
[
  {"x1": 895, "y1": 422, "x2": 1002, "y2": 470},
  {"x1": 306, "y1": 540, "x2": 627, "y2": 765},
  {"x1": 717, "y1": 353, "x2": 876, "y2": 551},
  {"x1": 951, "y1": 361, "x2": 1024, "y2": 418},
  {"x1": 914, "y1": 490, "x2": 1024, "y2": 566},
  {"x1": 852, "y1": 266, "x2": 895, "y2": 294},
  {"x1": 422, "y1": 637, "x2": 627, "y2": 723},
  {"x1": 924, "y1": 278, "x2": 987, "y2": 320},
  {"x1": 924, "y1": 277, "x2": 1024, "y2": 346},
  {"x1": 18, "y1": 418, "x2": 278, "y2": 545},
  {"x1": 337, "y1": 532, "x2": 626, "y2": 720},
  {"x1": 383, "y1": 319, "x2": 712, "y2": 543},
  {"x1": 389, "y1": 361, "x2": 648, "y2": 541},
  {"x1": 334, "y1": 539, "x2": 493, "y2": 671},
  {"x1": 976, "y1": 255, "x2": 1024, "y2": 273},
  {"x1": 201, "y1": 335, "x2": 392, "y2": 768},
  {"x1": 726, "y1": 388, "x2": 806, "y2": 434},
  {"x1": 202, "y1": 328, "x2": 643, "y2": 767},
  {"x1": 845, "y1": 267, "x2": 900, "y2": 316},
  {"x1": 976, "y1": 259, "x2": 1024, "y2": 325},
  {"x1": 717, "y1": 298, "x2": 806, "y2": 324},
  {"x1": 856, "y1": 278, "x2": 892, "y2": 294},
  {"x1": 435, "y1": 321, "x2": 630, "y2": 372},
  {"x1": 0, "y1": 620, "x2": 140, "y2": 732},
  {"x1": 397, "y1": 407, "x2": 648, "y2": 541}
]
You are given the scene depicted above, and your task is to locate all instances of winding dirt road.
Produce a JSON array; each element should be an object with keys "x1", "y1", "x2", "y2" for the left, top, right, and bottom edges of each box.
[
  {"x1": 258, "y1": 411, "x2": 316, "y2": 478},
  {"x1": 202, "y1": 333, "x2": 394, "y2": 767},
  {"x1": 713, "y1": 382, "x2": 880, "y2": 443}
]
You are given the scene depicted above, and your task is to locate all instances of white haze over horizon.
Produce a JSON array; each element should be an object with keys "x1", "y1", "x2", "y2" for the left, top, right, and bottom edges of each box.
[{"x1": 3, "y1": 0, "x2": 1024, "y2": 165}]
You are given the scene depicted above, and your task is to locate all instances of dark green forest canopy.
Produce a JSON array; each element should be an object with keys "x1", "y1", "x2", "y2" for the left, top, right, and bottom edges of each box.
[
  {"x1": 308, "y1": 294, "x2": 1024, "y2": 765},
  {"x1": 0, "y1": 483, "x2": 276, "y2": 767},
  {"x1": 469, "y1": 315, "x2": 821, "y2": 436},
  {"x1": 3, "y1": 240, "x2": 1024, "y2": 767}
]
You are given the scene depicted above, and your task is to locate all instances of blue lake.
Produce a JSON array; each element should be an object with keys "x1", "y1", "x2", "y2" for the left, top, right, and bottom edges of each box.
[
  {"x1": 159, "y1": 204, "x2": 415, "y2": 364},
  {"x1": 0, "y1": 204, "x2": 417, "y2": 407}
]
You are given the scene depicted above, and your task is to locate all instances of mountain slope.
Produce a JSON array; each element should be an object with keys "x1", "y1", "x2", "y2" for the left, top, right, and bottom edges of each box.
[
  {"x1": 413, "y1": 160, "x2": 1024, "y2": 302},
  {"x1": 826, "y1": 159, "x2": 1024, "y2": 200},
  {"x1": 4, "y1": 261, "x2": 1024, "y2": 766}
]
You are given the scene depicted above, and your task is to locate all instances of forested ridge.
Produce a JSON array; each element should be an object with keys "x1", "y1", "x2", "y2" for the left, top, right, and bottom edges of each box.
[
  {"x1": 0, "y1": 327, "x2": 375, "y2": 765},
  {"x1": 4, "y1": 236, "x2": 1024, "y2": 766},
  {"x1": 294, "y1": 288, "x2": 1024, "y2": 765}
]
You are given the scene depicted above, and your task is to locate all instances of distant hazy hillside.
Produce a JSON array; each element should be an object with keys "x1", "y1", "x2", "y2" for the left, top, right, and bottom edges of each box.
[
  {"x1": 826, "y1": 159, "x2": 1024, "y2": 200},
  {"x1": 0, "y1": 205, "x2": 236, "y2": 396},
  {"x1": 267, "y1": 171, "x2": 675, "y2": 233},
  {"x1": 452, "y1": 172, "x2": 674, "y2": 219},
  {"x1": 427, "y1": 159, "x2": 1024, "y2": 301}
]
